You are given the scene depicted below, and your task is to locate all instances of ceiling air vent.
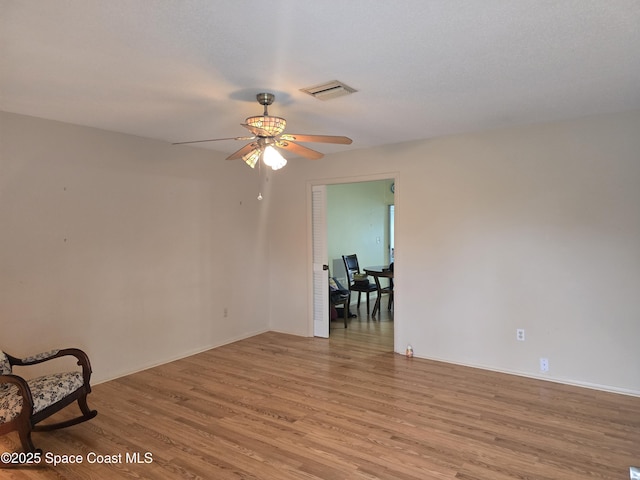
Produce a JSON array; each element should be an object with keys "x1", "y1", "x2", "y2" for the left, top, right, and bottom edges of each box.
[{"x1": 300, "y1": 80, "x2": 357, "y2": 101}]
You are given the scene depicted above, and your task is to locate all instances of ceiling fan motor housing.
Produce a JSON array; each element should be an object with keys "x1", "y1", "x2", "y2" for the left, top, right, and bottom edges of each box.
[
  {"x1": 245, "y1": 93, "x2": 286, "y2": 136},
  {"x1": 257, "y1": 92, "x2": 275, "y2": 106}
]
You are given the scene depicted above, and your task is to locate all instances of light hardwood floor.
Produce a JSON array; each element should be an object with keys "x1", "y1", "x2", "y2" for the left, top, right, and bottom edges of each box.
[{"x1": 2, "y1": 309, "x2": 639, "y2": 479}]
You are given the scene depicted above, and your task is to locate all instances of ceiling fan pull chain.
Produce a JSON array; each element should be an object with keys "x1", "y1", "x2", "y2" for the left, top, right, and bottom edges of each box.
[{"x1": 257, "y1": 151, "x2": 263, "y2": 201}]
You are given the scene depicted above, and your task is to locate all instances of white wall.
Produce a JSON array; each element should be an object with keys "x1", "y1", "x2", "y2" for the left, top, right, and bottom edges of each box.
[
  {"x1": 3, "y1": 109, "x2": 638, "y2": 396},
  {"x1": 268, "y1": 110, "x2": 640, "y2": 395},
  {"x1": 0, "y1": 111, "x2": 270, "y2": 382}
]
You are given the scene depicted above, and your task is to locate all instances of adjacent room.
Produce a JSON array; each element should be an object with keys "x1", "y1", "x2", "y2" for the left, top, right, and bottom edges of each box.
[
  {"x1": 326, "y1": 179, "x2": 395, "y2": 328},
  {"x1": 1, "y1": 1, "x2": 639, "y2": 478}
]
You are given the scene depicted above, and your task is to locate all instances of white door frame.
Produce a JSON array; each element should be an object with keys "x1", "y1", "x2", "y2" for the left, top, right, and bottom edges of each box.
[
  {"x1": 307, "y1": 172, "x2": 400, "y2": 347},
  {"x1": 311, "y1": 185, "x2": 329, "y2": 338}
]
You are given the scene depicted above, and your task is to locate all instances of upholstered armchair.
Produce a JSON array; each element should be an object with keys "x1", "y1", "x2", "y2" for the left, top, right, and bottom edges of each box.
[{"x1": 0, "y1": 348, "x2": 97, "y2": 453}]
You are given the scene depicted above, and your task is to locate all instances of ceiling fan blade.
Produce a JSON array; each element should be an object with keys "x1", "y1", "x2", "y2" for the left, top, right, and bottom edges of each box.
[
  {"x1": 241, "y1": 123, "x2": 273, "y2": 137},
  {"x1": 276, "y1": 140, "x2": 324, "y2": 160},
  {"x1": 226, "y1": 142, "x2": 259, "y2": 160},
  {"x1": 172, "y1": 135, "x2": 255, "y2": 145},
  {"x1": 279, "y1": 134, "x2": 352, "y2": 145}
]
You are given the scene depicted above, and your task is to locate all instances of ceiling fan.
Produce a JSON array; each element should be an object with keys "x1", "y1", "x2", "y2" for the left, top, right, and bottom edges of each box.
[{"x1": 173, "y1": 93, "x2": 353, "y2": 170}]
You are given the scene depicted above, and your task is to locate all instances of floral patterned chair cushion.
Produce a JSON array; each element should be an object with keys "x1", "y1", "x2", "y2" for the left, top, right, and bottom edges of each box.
[
  {"x1": 0, "y1": 351, "x2": 10, "y2": 375},
  {"x1": 0, "y1": 371, "x2": 83, "y2": 424}
]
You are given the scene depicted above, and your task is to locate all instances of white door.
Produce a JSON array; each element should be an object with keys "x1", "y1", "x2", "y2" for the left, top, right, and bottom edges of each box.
[{"x1": 312, "y1": 185, "x2": 329, "y2": 338}]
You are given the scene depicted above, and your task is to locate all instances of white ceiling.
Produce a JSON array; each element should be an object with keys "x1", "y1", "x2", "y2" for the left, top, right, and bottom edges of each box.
[{"x1": 2, "y1": 1, "x2": 639, "y2": 158}]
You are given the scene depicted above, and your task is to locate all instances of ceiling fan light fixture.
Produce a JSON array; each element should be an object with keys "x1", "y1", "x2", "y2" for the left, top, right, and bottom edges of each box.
[
  {"x1": 245, "y1": 115, "x2": 286, "y2": 136},
  {"x1": 175, "y1": 92, "x2": 351, "y2": 170},
  {"x1": 242, "y1": 149, "x2": 261, "y2": 168},
  {"x1": 263, "y1": 146, "x2": 287, "y2": 170}
]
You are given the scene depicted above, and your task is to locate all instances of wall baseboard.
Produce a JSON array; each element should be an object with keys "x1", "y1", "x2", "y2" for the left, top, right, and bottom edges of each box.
[
  {"x1": 93, "y1": 330, "x2": 639, "y2": 398},
  {"x1": 410, "y1": 352, "x2": 640, "y2": 398},
  {"x1": 93, "y1": 328, "x2": 270, "y2": 385}
]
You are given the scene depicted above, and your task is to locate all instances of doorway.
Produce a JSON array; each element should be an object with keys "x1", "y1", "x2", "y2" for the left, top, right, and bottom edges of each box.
[{"x1": 311, "y1": 176, "x2": 397, "y2": 347}]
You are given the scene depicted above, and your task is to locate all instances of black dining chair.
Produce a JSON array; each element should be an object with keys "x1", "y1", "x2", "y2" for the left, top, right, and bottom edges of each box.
[{"x1": 342, "y1": 254, "x2": 377, "y2": 314}]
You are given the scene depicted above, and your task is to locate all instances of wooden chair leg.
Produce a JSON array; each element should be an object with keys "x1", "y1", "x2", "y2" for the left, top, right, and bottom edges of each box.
[
  {"x1": 77, "y1": 392, "x2": 96, "y2": 418},
  {"x1": 372, "y1": 293, "x2": 379, "y2": 317},
  {"x1": 17, "y1": 424, "x2": 37, "y2": 453},
  {"x1": 343, "y1": 303, "x2": 348, "y2": 328}
]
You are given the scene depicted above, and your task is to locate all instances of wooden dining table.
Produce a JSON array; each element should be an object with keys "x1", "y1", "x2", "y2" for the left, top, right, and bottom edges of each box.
[{"x1": 363, "y1": 265, "x2": 394, "y2": 317}]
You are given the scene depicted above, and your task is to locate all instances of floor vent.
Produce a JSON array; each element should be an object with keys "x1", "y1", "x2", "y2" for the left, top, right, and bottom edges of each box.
[{"x1": 300, "y1": 80, "x2": 357, "y2": 101}]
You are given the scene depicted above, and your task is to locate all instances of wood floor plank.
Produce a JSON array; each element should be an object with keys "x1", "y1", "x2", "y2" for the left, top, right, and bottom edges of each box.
[{"x1": 2, "y1": 312, "x2": 639, "y2": 479}]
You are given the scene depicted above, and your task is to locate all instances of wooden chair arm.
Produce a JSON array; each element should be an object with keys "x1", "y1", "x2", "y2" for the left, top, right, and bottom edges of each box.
[
  {"x1": 8, "y1": 348, "x2": 93, "y2": 389},
  {"x1": 59, "y1": 349, "x2": 93, "y2": 388},
  {"x1": 8, "y1": 350, "x2": 60, "y2": 366}
]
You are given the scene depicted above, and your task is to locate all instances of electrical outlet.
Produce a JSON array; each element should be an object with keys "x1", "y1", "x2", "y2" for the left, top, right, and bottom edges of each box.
[
  {"x1": 516, "y1": 329, "x2": 525, "y2": 341},
  {"x1": 540, "y1": 358, "x2": 549, "y2": 372},
  {"x1": 223, "y1": 307, "x2": 228, "y2": 318}
]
